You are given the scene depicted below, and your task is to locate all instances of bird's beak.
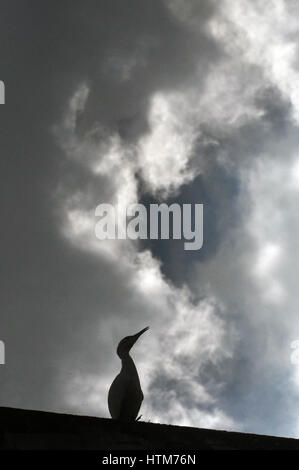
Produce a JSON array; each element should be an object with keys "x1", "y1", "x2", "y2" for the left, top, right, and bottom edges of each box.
[{"x1": 132, "y1": 326, "x2": 149, "y2": 343}]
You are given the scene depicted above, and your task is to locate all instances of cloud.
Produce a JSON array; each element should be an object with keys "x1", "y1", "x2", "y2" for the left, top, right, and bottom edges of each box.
[
  {"x1": 3, "y1": 0, "x2": 299, "y2": 439},
  {"x1": 53, "y1": 81, "x2": 238, "y2": 430},
  {"x1": 51, "y1": 0, "x2": 299, "y2": 437},
  {"x1": 137, "y1": 92, "x2": 197, "y2": 195}
]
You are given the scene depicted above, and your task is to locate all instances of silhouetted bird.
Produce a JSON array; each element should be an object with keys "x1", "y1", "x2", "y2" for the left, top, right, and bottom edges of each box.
[{"x1": 108, "y1": 327, "x2": 149, "y2": 421}]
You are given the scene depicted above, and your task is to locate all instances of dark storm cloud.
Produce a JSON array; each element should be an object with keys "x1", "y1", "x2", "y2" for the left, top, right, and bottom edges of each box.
[
  {"x1": 0, "y1": 0, "x2": 222, "y2": 411},
  {"x1": 2, "y1": 0, "x2": 299, "y2": 439},
  {"x1": 62, "y1": 0, "x2": 220, "y2": 141}
]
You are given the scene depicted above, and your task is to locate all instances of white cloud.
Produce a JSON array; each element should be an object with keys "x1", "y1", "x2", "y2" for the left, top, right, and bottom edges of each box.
[
  {"x1": 137, "y1": 92, "x2": 197, "y2": 195},
  {"x1": 213, "y1": 0, "x2": 299, "y2": 122}
]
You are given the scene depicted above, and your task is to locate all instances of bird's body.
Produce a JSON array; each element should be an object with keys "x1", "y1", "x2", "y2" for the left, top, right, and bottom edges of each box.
[
  {"x1": 108, "y1": 355, "x2": 143, "y2": 421},
  {"x1": 108, "y1": 327, "x2": 149, "y2": 421}
]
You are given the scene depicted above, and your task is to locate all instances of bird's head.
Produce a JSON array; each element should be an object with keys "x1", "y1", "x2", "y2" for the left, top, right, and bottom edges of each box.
[{"x1": 117, "y1": 326, "x2": 149, "y2": 359}]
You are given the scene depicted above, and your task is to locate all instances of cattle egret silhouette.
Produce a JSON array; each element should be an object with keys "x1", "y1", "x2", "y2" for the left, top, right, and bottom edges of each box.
[{"x1": 108, "y1": 326, "x2": 149, "y2": 421}]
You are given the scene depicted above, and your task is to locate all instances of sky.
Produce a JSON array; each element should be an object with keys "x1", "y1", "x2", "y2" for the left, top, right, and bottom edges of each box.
[{"x1": 1, "y1": 0, "x2": 299, "y2": 438}]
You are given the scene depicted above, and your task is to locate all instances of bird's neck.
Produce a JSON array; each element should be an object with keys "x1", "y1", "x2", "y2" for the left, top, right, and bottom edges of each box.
[{"x1": 120, "y1": 353, "x2": 138, "y2": 376}]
